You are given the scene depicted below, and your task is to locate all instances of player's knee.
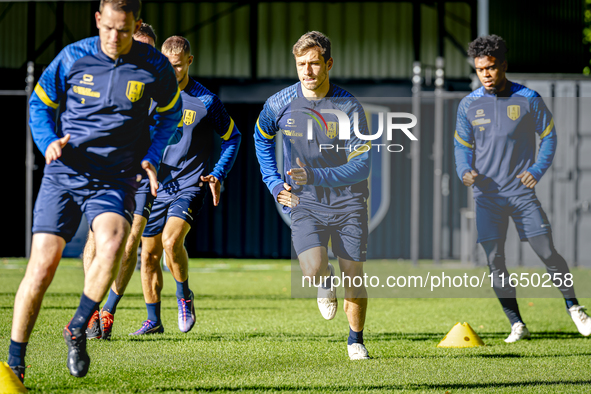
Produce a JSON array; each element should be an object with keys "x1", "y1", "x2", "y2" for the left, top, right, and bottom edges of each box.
[
  {"x1": 485, "y1": 250, "x2": 505, "y2": 270},
  {"x1": 162, "y1": 235, "x2": 183, "y2": 256},
  {"x1": 95, "y1": 237, "x2": 125, "y2": 262},
  {"x1": 301, "y1": 264, "x2": 326, "y2": 282},
  {"x1": 25, "y1": 262, "x2": 57, "y2": 290},
  {"x1": 533, "y1": 245, "x2": 555, "y2": 262}
]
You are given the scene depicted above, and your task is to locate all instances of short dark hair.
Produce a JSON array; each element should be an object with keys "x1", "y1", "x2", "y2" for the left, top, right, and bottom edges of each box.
[
  {"x1": 293, "y1": 31, "x2": 332, "y2": 62},
  {"x1": 467, "y1": 35, "x2": 508, "y2": 62},
  {"x1": 134, "y1": 23, "x2": 156, "y2": 43},
  {"x1": 99, "y1": 0, "x2": 142, "y2": 21},
  {"x1": 162, "y1": 36, "x2": 191, "y2": 56}
]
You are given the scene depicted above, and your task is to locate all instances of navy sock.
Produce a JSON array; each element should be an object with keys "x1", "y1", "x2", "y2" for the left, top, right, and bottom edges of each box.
[
  {"x1": 499, "y1": 298, "x2": 524, "y2": 326},
  {"x1": 103, "y1": 289, "x2": 123, "y2": 314},
  {"x1": 348, "y1": 327, "x2": 364, "y2": 345},
  {"x1": 565, "y1": 298, "x2": 578, "y2": 309},
  {"x1": 8, "y1": 340, "x2": 28, "y2": 367},
  {"x1": 175, "y1": 279, "x2": 191, "y2": 300},
  {"x1": 146, "y1": 302, "x2": 161, "y2": 323},
  {"x1": 69, "y1": 293, "x2": 100, "y2": 332}
]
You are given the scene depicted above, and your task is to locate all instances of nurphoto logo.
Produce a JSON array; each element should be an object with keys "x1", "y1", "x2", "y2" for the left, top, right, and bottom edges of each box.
[{"x1": 305, "y1": 109, "x2": 418, "y2": 153}]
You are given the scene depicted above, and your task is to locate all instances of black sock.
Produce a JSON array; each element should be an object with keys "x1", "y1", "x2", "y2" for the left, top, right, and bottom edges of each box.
[
  {"x1": 565, "y1": 298, "x2": 578, "y2": 309},
  {"x1": 499, "y1": 298, "x2": 524, "y2": 326},
  {"x1": 7, "y1": 339, "x2": 28, "y2": 367},
  {"x1": 348, "y1": 327, "x2": 363, "y2": 345},
  {"x1": 69, "y1": 293, "x2": 100, "y2": 332},
  {"x1": 103, "y1": 289, "x2": 123, "y2": 314},
  {"x1": 481, "y1": 240, "x2": 524, "y2": 326}
]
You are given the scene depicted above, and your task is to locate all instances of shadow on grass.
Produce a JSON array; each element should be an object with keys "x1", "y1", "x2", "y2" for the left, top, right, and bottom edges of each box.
[
  {"x1": 119, "y1": 330, "x2": 590, "y2": 351},
  {"x1": 107, "y1": 380, "x2": 591, "y2": 392},
  {"x1": 0, "y1": 292, "x2": 293, "y2": 300},
  {"x1": 0, "y1": 305, "x2": 279, "y2": 312},
  {"x1": 123, "y1": 331, "x2": 340, "y2": 343},
  {"x1": 371, "y1": 331, "x2": 583, "y2": 341}
]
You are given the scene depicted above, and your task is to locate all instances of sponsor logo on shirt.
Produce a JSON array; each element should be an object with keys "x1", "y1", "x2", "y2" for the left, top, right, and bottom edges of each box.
[
  {"x1": 471, "y1": 118, "x2": 491, "y2": 126},
  {"x1": 73, "y1": 85, "x2": 100, "y2": 98},
  {"x1": 475, "y1": 109, "x2": 485, "y2": 118},
  {"x1": 282, "y1": 129, "x2": 303, "y2": 137},
  {"x1": 80, "y1": 74, "x2": 94, "y2": 86}
]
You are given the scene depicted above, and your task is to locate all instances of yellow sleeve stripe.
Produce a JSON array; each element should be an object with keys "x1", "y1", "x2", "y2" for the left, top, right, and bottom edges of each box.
[
  {"x1": 348, "y1": 141, "x2": 372, "y2": 161},
  {"x1": 34, "y1": 84, "x2": 59, "y2": 109},
  {"x1": 221, "y1": 118, "x2": 235, "y2": 141},
  {"x1": 156, "y1": 88, "x2": 180, "y2": 113},
  {"x1": 256, "y1": 118, "x2": 274, "y2": 139},
  {"x1": 177, "y1": 119, "x2": 183, "y2": 128},
  {"x1": 454, "y1": 130, "x2": 473, "y2": 148},
  {"x1": 540, "y1": 118, "x2": 554, "y2": 139}
]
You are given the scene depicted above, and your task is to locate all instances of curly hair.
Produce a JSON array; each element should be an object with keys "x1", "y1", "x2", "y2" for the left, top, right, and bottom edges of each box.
[{"x1": 467, "y1": 35, "x2": 508, "y2": 62}]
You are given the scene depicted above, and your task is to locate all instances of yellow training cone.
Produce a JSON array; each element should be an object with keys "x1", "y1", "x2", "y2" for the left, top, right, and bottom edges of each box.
[
  {"x1": 437, "y1": 322, "x2": 485, "y2": 348},
  {"x1": 0, "y1": 362, "x2": 27, "y2": 394}
]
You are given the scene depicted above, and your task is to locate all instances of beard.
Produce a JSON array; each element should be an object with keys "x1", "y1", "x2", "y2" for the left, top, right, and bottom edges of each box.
[
  {"x1": 485, "y1": 86, "x2": 498, "y2": 94},
  {"x1": 304, "y1": 74, "x2": 326, "y2": 91}
]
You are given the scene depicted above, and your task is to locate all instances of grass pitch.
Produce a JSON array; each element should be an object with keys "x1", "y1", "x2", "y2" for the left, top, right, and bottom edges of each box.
[{"x1": 1, "y1": 258, "x2": 591, "y2": 393}]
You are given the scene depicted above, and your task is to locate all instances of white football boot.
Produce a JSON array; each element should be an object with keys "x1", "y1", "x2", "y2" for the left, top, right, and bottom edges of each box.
[
  {"x1": 504, "y1": 322, "x2": 531, "y2": 343},
  {"x1": 317, "y1": 262, "x2": 337, "y2": 320},
  {"x1": 348, "y1": 343, "x2": 370, "y2": 360},
  {"x1": 568, "y1": 305, "x2": 591, "y2": 337}
]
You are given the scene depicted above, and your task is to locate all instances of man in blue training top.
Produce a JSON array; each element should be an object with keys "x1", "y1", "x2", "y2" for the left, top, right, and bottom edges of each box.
[
  {"x1": 129, "y1": 35, "x2": 241, "y2": 336},
  {"x1": 254, "y1": 31, "x2": 371, "y2": 360},
  {"x1": 454, "y1": 35, "x2": 591, "y2": 343},
  {"x1": 7, "y1": 0, "x2": 181, "y2": 383},
  {"x1": 82, "y1": 22, "x2": 164, "y2": 341}
]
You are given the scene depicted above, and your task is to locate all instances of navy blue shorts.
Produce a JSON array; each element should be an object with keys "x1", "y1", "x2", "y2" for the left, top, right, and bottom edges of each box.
[
  {"x1": 32, "y1": 173, "x2": 136, "y2": 243},
  {"x1": 143, "y1": 191, "x2": 205, "y2": 237},
  {"x1": 290, "y1": 207, "x2": 368, "y2": 262},
  {"x1": 475, "y1": 193, "x2": 551, "y2": 243}
]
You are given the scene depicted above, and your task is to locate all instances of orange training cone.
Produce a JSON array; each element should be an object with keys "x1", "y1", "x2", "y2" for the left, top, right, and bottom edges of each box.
[
  {"x1": 0, "y1": 362, "x2": 27, "y2": 394},
  {"x1": 437, "y1": 322, "x2": 485, "y2": 348}
]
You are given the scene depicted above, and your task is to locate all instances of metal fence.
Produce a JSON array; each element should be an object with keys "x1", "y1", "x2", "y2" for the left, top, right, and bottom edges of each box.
[{"x1": 12, "y1": 70, "x2": 591, "y2": 263}]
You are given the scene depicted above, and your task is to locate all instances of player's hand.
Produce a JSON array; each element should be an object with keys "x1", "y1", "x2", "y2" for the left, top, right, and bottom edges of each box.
[
  {"x1": 463, "y1": 169, "x2": 479, "y2": 187},
  {"x1": 516, "y1": 171, "x2": 537, "y2": 189},
  {"x1": 200, "y1": 174, "x2": 221, "y2": 206},
  {"x1": 141, "y1": 160, "x2": 159, "y2": 197},
  {"x1": 277, "y1": 183, "x2": 299, "y2": 208},
  {"x1": 44, "y1": 134, "x2": 70, "y2": 164},
  {"x1": 287, "y1": 157, "x2": 309, "y2": 185}
]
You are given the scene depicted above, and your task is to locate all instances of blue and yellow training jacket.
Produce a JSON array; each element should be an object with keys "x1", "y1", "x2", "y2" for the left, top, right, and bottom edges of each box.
[{"x1": 29, "y1": 36, "x2": 182, "y2": 179}]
